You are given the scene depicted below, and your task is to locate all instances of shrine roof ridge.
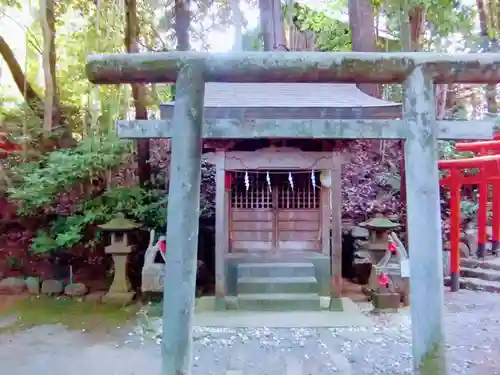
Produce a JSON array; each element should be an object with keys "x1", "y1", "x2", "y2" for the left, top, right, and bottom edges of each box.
[{"x1": 86, "y1": 51, "x2": 500, "y2": 85}]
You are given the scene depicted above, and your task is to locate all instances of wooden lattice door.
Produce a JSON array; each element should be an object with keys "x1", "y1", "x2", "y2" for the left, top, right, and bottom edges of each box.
[
  {"x1": 275, "y1": 174, "x2": 321, "y2": 251},
  {"x1": 230, "y1": 171, "x2": 321, "y2": 252}
]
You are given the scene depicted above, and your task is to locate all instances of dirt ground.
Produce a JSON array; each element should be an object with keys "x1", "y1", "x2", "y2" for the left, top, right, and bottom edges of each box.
[{"x1": 0, "y1": 290, "x2": 499, "y2": 375}]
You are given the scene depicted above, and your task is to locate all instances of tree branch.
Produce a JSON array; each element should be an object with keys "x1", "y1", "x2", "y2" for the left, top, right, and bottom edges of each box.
[{"x1": 0, "y1": 35, "x2": 43, "y2": 109}]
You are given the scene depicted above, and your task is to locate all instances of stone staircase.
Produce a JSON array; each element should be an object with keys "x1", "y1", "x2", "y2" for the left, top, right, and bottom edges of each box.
[
  {"x1": 445, "y1": 258, "x2": 500, "y2": 293},
  {"x1": 236, "y1": 262, "x2": 321, "y2": 311}
]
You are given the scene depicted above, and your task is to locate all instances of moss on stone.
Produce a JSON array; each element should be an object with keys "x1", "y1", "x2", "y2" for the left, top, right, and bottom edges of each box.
[{"x1": 418, "y1": 341, "x2": 446, "y2": 375}]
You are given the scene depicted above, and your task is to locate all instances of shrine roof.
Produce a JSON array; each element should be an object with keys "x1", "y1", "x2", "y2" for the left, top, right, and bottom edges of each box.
[
  {"x1": 160, "y1": 83, "x2": 402, "y2": 120},
  {"x1": 201, "y1": 83, "x2": 400, "y2": 108}
]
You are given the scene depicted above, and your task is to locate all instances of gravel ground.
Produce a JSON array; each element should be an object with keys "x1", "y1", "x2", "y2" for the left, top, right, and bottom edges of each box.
[{"x1": 0, "y1": 290, "x2": 499, "y2": 375}]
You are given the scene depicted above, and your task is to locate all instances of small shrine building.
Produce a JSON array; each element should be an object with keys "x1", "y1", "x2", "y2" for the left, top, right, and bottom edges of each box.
[{"x1": 160, "y1": 82, "x2": 401, "y2": 307}]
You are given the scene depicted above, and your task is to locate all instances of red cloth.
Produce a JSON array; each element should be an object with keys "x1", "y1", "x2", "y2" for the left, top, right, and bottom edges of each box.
[
  {"x1": 377, "y1": 273, "x2": 390, "y2": 287},
  {"x1": 387, "y1": 241, "x2": 398, "y2": 255},
  {"x1": 158, "y1": 240, "x2": 166, "y2": 254}
]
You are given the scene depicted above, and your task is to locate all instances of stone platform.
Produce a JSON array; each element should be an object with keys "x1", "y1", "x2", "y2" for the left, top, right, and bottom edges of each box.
[{"x1": 194, "y1": 297, "x2": 370, "y2": 328}]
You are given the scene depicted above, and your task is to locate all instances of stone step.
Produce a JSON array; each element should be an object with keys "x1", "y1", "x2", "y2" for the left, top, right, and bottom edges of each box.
[
  {"x1": 237, "y1": 293, "x2": 321, "y2": 311},
  {"x1": 444, "y1": 276, "x2": 500, "y2": 293},
  {"x1": 460, "y1": 258, "x2": 500, "y2": 272},
  {"x1": 237, "y1": 276, "x2": 319, "y2": 294},
  {"x1": 237, "y1": 262, "x2": 315, "y2": 278},
  {"x1": 461, "y1": 267, "x2": 500, "y2": 282}
]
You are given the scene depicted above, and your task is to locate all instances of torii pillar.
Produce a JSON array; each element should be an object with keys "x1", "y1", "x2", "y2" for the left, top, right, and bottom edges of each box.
[{"x1": 86, "y1": 52, "x2": 497, "y2": 375}]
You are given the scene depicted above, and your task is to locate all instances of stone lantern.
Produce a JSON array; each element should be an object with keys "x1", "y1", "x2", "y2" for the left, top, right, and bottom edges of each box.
[
  {"x1": 359, "y1": 214, "x2": 400, "y2": 264},
  {"x1": 98, "y1": 213, "x2": 141, "y2": 304}
]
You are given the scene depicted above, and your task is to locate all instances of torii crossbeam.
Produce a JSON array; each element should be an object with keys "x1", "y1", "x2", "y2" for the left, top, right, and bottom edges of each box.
[{"x1": 86, "y1": 52, "x2": 498, "y2": 375}]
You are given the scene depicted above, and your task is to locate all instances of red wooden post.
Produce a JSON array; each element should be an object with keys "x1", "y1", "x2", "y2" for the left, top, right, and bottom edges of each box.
[
  {"x1": 477, "y1": 152, "x2": 488, "y2": 259},
  {"x1": 448, "y1": 168, "x2": 461, "y2": 291},
  {"x1": 492, "y1": 177, "x2": 500, "y2": 255},
  {"x1": 439, "y1": 168, "x2": 462, "y2": 291}
]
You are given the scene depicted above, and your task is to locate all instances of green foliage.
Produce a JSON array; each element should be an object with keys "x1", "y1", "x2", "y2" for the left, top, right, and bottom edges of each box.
[
  {"x1": 5, "y1": 131, "x2": 170, "y2": 255},
  {"x1": 0, "y1": 0, "x2": 21, "y2": 9},
  {"x1": 285, "y1": 1, "x2": 401, "y2": 53},
  {"x1": 292, "y1": 3, "x2": 352, "y2": 51},
  {"x1": 380, "y1": 0, "x2": 475, "y2": 48},
  {"x1": 8, "y1": 133, "x2": 131, "y2": 212},
  {"x1": 281, "y1": 1, "x2": 352, "y2": 52},
  {"x1": 30, "y1": 185, "x2": 167, "y2": 255},
  {"x1": 88, "y1": 185, "x2": 167, "y2": 231}
]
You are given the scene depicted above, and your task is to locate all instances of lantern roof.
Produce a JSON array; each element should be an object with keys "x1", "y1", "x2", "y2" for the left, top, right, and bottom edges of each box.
[
  {"x1": 98, "y1": 213, "x2": 141, "y2": 231},
  {"x1": 359, "y1": 217, "x2": 400, "y2": 230}
]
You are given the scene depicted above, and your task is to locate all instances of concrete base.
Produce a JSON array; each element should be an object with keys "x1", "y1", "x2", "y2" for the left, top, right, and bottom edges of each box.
[
  {"x1": 450, "y1": 272, "x2": 460, "y2": 292},
  {"x1": 193, "y1": 297, "x2": 369, "y2": 328},
  {"x1": 477, "y1": 243, "x2": 486, "y2": 259},
  {"x1": 328, "y1": 296, "x2": 343, "y2": 311},
  {"x1": 200, "y1": 296, "x2": 342, "y2": 311}
]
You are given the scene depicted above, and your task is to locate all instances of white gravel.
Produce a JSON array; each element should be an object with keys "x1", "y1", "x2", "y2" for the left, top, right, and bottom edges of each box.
[{"x1": 0, "y1": 290, "x2": 499, "y2": 375}]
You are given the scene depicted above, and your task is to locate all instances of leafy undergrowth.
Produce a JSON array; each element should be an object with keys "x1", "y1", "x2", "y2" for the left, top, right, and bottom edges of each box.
[{"x1": 0, "y1": 296, "x2": 139, "y2": 334}]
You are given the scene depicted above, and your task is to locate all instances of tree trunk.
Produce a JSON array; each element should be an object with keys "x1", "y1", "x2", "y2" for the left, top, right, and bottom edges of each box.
[
  {"x1": 125, "y1": 0, "x2": 151, "y2": 186},
  {"x1": 175, "y1": 0, "x2": 191, "y2": 51},
  {"x1": 40, "y1": 0, "x2": 60, "y2": 131},
  {"x1": 231, "y1": 0, "x2": 243, "y2": 51},
  {"x1": 347, "y1": 0, "x2": 379, "y2": 98},
  {"x1": 408, "y1": 5, "x2": 426, "y2": 52},
  {"x1": 477, "y1": 0, "x2": 498, "y2": 115},
  {"x1": 259, "y1": 0, "x2": 286, "y2": 50}
]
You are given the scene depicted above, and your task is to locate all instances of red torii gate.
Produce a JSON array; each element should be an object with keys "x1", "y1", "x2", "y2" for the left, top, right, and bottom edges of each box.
[{"x1": 439, "y1": 139, "x2": 500, "y2": 292}]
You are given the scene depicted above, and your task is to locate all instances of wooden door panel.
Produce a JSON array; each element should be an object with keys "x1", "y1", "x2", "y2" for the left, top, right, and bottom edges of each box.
[
  {"x1": 232, "y1": 241, "x2": 273, "y2": 251},
  {"x1": 278, "y1": 240, "x2": 321, "y2": 251},
  {"x1": 278, "y1": 220, "x2": 319, "y2": 231},
  {"x1": 232, "y1": 220, "x2": 274, "y2": 231},
  {"x1": 279, "y1": 230, "x2": 319, "y2": 241},
  {"x1": 232, "y1": 209, "x2": 273, "y2": 222},
  {"x1": 278, "y1": 210, "x2": 320, "y2": 221},
  {"x1": 232, "y1": 231, "x2": 273, "y2": 241}
]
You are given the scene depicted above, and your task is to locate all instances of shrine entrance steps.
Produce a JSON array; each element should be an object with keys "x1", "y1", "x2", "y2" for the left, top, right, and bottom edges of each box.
[
  {"x1": 445, "y1": 258, "x2": 500, "y2": 293},
  {"x1": 236, "y1": 262, "x2": 321, "y2": 311}
]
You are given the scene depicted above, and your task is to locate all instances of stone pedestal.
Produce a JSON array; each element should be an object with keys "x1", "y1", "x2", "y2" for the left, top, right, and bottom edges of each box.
[
  {"x1": 371, "y1": 291, "x2": 400, "y2": 313},
  {"x1": 103, "y1": 234, "x2": 134, "y2": 304}
]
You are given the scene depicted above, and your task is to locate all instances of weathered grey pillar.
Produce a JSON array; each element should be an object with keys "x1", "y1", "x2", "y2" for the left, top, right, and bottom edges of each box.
[
  {"x1": 214, "y1": 150, "x2": 227, "y2": 305},
  {"x1": 162, "y1": 62, "x2": 205, "y2": 375},
  {"x1": 403, "y1": 66, "x2": 446, "y2": 374},
  {"x1": 329, "y1": 166, "x2": 343, "y2": 311}
]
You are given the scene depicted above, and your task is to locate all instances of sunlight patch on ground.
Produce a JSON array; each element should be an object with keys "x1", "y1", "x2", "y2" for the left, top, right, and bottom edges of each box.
[{"x1": 0, "y1": 296, "x2": 139, "y2": 334}]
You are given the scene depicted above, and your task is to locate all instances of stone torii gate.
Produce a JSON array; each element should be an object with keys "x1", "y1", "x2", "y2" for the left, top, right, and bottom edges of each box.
[{"x1": 86, "y1": 52, "x2": 497, "y2": 375}]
